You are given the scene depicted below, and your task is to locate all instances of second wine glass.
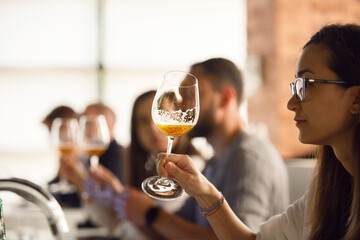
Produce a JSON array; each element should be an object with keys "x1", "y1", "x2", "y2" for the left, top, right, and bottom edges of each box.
[
  {"x1": 142, "y1": 70, "x2": 199, "y2": 200},
  {"x1": 79, "y1": 115, "x2": 110, "y2": 169},
  {"x1": 50, "y1": 117, "x2": 79, "y2": 194}
]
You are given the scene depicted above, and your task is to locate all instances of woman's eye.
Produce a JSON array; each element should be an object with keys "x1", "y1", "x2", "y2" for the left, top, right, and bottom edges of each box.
[{"x1": 305, "y1": 81, "x2": 314, "y2": 88}]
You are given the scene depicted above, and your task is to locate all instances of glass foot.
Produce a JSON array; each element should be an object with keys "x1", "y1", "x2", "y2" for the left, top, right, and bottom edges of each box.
[{"x1": 141, "y1": 176, "x2": 183, "y2": 201}]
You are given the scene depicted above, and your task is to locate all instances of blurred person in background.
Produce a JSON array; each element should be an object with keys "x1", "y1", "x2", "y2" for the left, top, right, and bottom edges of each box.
[
  {"x1": 81, "y1": 102, "x2": 125, "y2": 181},
  {"x1": 61, "y1": 102, "x2": 125, "y2": 229},
  {"x1": 90, "y1": 58, "x2": 289, "y2": 239},
  {"x1": 42, "y1": 105, "x2": 81, "y2": 208},
  {"x1": 42, "y1": 105, "x2": 78, "y2": 132},
  {"x1": 61, "y1": 102, "x2": 125, "y2": 192}
]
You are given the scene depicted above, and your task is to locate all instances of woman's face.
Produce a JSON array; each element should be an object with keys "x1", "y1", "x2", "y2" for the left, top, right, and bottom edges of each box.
[
  {"x1": 287, "y1": 43, "x2": 358, "y2": 146},
  {"x1": 135, "y1": 96, "x2": 169, "y2": 154}
]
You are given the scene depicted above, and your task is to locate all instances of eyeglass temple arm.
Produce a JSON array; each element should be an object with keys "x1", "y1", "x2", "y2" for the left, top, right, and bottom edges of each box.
[{"x1": 307, "y1": 79, "x2": 346, "y2": 84}]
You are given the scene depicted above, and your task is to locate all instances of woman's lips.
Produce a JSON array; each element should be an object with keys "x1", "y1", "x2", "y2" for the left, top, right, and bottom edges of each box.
[{"x1": 295, "y1": 119, "x2": 306, "y2": 127}]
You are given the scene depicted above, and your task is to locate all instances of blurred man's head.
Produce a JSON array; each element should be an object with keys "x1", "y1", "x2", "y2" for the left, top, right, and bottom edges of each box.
[
  {"x1": 83, "y1": 103, "x2": 116, "y2": 139},
  {"x1": 188, "y1": 58, "x2": 244, "y2": 138},
  {"x1": 190, "y1": 58, "x2": 244, "y2": 104},
  {"x1": 42, "y1": 105, "x2": 78, "y2": 131}
]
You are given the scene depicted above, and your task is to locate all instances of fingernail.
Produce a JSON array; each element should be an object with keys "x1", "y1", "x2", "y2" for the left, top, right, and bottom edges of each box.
[{"x1": 165, "y1": 162, "x2": 174, "y2": 170}]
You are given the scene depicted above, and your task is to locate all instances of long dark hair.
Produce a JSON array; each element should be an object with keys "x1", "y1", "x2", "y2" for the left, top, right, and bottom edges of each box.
[
  {"x1": 304, "y1": 24, "x2": 360, "y2": 240},
  {"x1": 125, "y1": 90, "x2": 203, "y2": 189}
]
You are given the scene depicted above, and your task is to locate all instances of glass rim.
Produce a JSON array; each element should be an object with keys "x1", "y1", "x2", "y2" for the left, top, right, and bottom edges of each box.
[
  {"x1": 79, "y1": 115, "x2": 106, "y2": 120},
  {"x1": 163, "y1": 70, "x2": 198, "y2": 87}
]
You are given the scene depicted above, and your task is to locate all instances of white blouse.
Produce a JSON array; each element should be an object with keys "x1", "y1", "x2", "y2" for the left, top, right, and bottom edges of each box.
[{"x1": 256, "y1": 184, "x2": 314, "y2": 240}]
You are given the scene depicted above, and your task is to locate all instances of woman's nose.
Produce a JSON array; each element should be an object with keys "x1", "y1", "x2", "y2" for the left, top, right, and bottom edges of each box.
[{"x1": 287, "y1": 94, "x2": 300, "y2": 112}]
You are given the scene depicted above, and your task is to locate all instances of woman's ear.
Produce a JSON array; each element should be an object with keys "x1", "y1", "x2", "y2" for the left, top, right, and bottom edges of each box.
[{"x1": 350, "y1": 87, "x2": 360, "y2": 115}]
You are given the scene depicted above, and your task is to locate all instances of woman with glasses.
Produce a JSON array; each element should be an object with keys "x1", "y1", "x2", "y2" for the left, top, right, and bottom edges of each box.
[{"x1": 157, "y1": 23, "x2": 360, "y2": 240}]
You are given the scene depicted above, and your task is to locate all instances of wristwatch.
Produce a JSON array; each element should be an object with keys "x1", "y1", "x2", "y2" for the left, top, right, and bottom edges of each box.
[{"x1": 145, "y1": 206, "x2": 162, "y2": 229}]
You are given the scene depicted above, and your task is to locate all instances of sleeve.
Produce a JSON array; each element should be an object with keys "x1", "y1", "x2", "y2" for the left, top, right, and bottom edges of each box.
[
  {"x1": 221, "y1": 146, "x2": 278, "y2": 232},
  {"x1": 99, "y1": 141, "x2": 125, "y2": 182},
  {"x1": 256, "y1": 193, "x2": 307, "y2": 240}
]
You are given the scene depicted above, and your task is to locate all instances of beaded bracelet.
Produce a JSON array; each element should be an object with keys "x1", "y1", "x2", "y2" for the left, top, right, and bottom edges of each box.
[{"x1": 200, "y1": 192, "x2": 224, "y2": 217}]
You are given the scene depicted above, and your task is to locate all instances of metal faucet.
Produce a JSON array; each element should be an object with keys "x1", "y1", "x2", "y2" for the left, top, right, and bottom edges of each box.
[{"x1": 0, "y1": 178, "x2": 69, "y2": 240}]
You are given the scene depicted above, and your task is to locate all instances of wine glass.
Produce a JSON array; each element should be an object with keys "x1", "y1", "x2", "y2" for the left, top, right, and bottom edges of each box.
[
  {"x1": 141, "y1": 70, "x2": 199, "y2": 200},
  {"x1": 78, "y1": 115, "x2": 110, "y2": 169},
  {"x1": 49, "y1": 117, "x2": 79, "y2": 194}
]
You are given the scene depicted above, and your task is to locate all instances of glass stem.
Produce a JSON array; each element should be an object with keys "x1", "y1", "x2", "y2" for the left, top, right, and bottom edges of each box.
[
  {"x1": 90, "y1": 155, "x2": 99, "y2": 169},
  {"x1": 166, "y1": 136, "x2": 174, "y2": 155},
  {"x1": 157, "y1": 136, "x2": 175, "y2": 184}
]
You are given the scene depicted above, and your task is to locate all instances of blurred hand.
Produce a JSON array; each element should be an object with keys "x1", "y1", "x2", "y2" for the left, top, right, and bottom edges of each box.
[
  {"x1": 83, "y1": 164, "x2": 124, "y2": 207},
  {"x1": 90, "y1": 165, "x2": 124, "y2": 194},
  {"x1": 113, "y1": 187, "x2": 156, "y2": 227},
  {"x1": 83, "y1": 178, "x2": 114, "y2": 207},
  {"x1": 91, "y1": 165, "x2": 157, "y2": 227},
  {"x1": 156, "y1": 153, "x2": 211, "y2": 197},
  {"x1": 60, "y1": 153, "x2": 87, "y2": 189}
]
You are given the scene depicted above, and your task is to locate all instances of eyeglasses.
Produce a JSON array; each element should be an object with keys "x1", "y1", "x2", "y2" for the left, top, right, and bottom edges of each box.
[{"x1": 290, "y1": 78, "x2": 346, "y2": 102}]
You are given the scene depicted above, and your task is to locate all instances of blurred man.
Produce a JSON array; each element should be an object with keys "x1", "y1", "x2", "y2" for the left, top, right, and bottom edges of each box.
[
  {"x1": 82, "y1": 103, "x2": 124, "y2": 181},
  {"x1": 63, "y1": 102, "x2": 126, "y2": 229}
]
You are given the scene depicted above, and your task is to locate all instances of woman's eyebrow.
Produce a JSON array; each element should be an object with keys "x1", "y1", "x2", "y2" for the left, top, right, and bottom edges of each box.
[{"x1": 296, "y1": 69, "x2": 314, "y2": 77}]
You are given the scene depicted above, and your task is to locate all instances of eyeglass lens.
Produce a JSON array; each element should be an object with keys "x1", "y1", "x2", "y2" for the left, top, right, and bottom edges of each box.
[{"x1": 295, "y1": 78, "x2": 304, "y2": 101}]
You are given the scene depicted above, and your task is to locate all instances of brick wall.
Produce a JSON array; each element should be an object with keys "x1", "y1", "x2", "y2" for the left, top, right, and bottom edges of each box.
[{"x1": 247, "y1": 0, "x2": 360, "y2": 159}]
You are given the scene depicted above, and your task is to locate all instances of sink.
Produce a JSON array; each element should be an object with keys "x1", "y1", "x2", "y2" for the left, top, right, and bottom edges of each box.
[
  {"x1": 0, "y1": 178, "x2": 126, "y2": 239},
  {"x1": 0, "y1": 178, "x2": 69, "y2": 240}
]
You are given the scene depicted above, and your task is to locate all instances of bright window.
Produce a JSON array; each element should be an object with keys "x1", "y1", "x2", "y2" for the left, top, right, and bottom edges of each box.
[{"x1": 0, "y1": 0, "x2": 247, "y2": 152}]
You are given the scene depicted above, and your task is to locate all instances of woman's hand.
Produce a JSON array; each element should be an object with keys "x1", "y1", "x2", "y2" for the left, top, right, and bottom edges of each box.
[{"x1": 156, "y1": 153, "x2": 213, "y2": 198}]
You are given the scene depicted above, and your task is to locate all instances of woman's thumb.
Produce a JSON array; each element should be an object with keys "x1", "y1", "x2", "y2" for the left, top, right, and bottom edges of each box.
[
  {"x1": 165, "y1": 161, "x2": 176, "y2": 172},
  {"x1": 165, "y1": 161, "x2": 185, "y2": 180}
]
